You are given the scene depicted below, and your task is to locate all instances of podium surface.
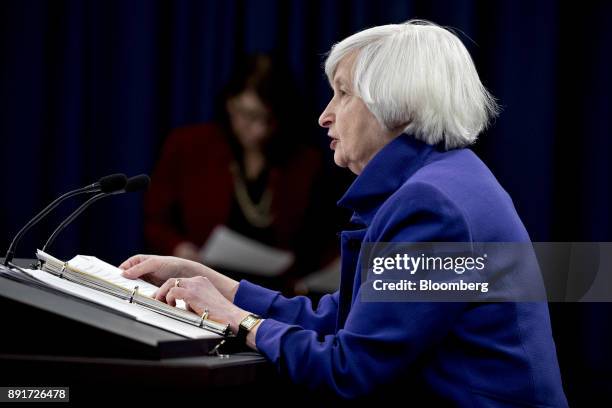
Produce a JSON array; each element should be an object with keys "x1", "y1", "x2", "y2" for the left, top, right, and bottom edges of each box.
[{"x1": 0, "y1": 260, "x2": 276, "y2": 402}]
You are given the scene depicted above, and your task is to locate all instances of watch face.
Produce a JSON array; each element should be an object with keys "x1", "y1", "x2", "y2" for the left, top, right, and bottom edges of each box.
[{"x1": 241, "y1": 315, "x2": 259, "y2": 330}]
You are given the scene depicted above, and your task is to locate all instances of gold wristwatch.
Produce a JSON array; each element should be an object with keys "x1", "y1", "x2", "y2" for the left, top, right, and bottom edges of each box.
[{"x1": 237, "y1": 314, "x2": 262, "y2": 343}]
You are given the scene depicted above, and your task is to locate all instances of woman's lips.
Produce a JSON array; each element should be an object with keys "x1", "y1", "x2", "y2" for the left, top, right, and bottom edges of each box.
[{"x1": 330, "y1": 138, "x2": 338, "y2": 150}]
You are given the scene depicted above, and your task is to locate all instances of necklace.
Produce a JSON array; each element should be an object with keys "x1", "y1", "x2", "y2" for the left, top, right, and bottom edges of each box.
[{"x1": 230, "y1": 162, "x2": 274, "y2": 228}]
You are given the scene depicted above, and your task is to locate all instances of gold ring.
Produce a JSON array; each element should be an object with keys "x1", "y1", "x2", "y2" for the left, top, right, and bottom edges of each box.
[
  {"x1": 199, "y1": 308, "x2": 209, "y2": 327},
  {"x1": 175, "y1": 278, "x2": 181, "y2": 288}
]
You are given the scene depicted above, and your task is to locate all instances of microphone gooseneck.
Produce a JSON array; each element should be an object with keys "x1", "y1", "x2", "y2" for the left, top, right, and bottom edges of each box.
[{"x1": 41, "y1": 193, "x2": 107, "y2": 254}]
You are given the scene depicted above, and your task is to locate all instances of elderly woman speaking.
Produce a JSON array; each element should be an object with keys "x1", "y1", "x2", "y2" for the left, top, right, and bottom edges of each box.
[{"x1": 120, "y1": 20, "x2": 567, "y2": 404}]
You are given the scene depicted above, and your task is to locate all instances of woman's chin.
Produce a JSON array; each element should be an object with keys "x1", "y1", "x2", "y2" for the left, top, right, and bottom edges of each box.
[
  {"x1": 333, "y1": 153, "x2": 348, "y2": 169},
  {"x1": 236, "y1": 134, "x2": 271, "y2": 151}
]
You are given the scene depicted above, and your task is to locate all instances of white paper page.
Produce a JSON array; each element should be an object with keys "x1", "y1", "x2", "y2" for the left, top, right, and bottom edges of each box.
[
  {"x1": 0, "y1": 264, "x2": 38, "y2": 282},
  {"x1": 68, "y1": 255, "x2": 159, "y2": 297},
  {"x1": 67, "y1": 255, "x2": 186, "y2": 310},
  {"x1": 21, "y1": 268, "x2": 220, "y2": 339},
  {"x1": 200, "y1": 225, "x2": 294, "y2": 276}
]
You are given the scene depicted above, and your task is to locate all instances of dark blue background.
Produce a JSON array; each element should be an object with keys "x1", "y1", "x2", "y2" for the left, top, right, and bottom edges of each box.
[{"x1": 1, "y1": 0, "x2": 610, "y2": 404}]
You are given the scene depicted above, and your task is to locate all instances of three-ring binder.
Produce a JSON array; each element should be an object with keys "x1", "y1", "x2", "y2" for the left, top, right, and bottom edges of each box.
[
  {"x1": 35, "y1": 249, "x2": 233, "y2": 337},
  {"x1": 129, "y1": 286, "x2": 139, "y2": 303}
]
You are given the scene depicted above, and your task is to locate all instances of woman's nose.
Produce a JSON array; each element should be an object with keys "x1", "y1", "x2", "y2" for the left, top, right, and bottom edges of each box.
[{"x1": 318, "y1": 105, "x2": 334, "y2": 128}]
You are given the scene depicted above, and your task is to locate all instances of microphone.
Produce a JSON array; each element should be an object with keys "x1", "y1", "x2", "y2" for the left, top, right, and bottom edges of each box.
[
  {"x1": 95, "y1": 173, "x2": 130, "y2": 193},
  {"x1": 123, "y1": 174, "x2": 150, "y2": 193},
  {"x1": 40, "y1": 174, "x2": 150, "y2": 254},
  {"x1": 3, "y1": 173, "x2": 128, "y2": 266}
]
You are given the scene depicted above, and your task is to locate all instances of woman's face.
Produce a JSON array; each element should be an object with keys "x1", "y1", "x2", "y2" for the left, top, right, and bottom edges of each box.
[
  {"x1": 226, "y1": 90, "x2": 276, "y2": 151},
  {"x1": 318, "y1": 52, "x2": 398, "y2": 175}
]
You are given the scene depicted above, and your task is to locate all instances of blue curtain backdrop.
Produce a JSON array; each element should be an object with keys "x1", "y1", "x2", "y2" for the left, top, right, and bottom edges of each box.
[{"x1": 1, "y1": 0, "x2": 611, "y2": 404}]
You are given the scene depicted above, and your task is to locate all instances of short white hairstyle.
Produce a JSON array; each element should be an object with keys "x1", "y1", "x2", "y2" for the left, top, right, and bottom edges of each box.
[{"x1": 324, "y1": 19, "x2": 498, "y2": 149}]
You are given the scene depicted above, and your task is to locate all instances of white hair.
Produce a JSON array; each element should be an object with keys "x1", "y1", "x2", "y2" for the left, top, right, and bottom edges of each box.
[{"x1": 324, "y1": 19, "x2": 499, "y2": 149}]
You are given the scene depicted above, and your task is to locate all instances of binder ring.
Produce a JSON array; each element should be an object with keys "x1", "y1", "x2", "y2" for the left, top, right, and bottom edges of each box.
[
  {"x1": 129, "y1": 286, "x2": 139, "y2": 303},
  {"x1": 199, "y1": 308, "x2": 209, "y2": 327},
  {"x1": 60, "y1": 262, "x2": 67, "y2": 279}
]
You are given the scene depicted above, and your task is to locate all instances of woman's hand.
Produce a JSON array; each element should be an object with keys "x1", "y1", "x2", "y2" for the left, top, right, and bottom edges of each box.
[
  {"x1": 154, "y1": 276, "x2": 250, "y2": 336},
  {"x1": 119, "y1": 255, "x2": 240, "y2": 302}
]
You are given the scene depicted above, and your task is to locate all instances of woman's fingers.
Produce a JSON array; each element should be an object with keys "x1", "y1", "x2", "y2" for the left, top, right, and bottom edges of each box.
[
  {"x1": 118, "y1": 254, "x2": 149, "y2": 271},
  {"x1": 155, "y1": 278, "x2": 178, "y2": 302},
  {"x1": 156, "y1": 277, "x2": 206, "y2": 311},
  {"x1": 166, "y1": 287, "x2": 188, "y2": 308},
  {"x1": 121, "y1": 257, "x2": 159, "y2": 280},
  {"x1": 153, "y1": 277, "x2": 216, "y2": 318}
]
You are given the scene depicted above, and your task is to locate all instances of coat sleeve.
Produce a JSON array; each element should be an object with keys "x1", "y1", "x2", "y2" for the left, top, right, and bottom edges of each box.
[
  {"x1": 234, "y1": 280, "x2": 339, "y2": 335},
  {"x1": 243, "y1": 182, "x2": 473, "y2": 398}
]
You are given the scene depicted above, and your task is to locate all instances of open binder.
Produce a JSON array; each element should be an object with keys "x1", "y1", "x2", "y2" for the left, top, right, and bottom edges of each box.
[{"x1": 28, "y1": 250, "x2": 232, "y2": 338}]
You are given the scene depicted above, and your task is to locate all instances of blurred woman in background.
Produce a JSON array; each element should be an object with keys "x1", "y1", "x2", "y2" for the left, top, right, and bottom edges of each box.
[{"x1": 145, "y1": 54, "x2": 338, "y2": 292}]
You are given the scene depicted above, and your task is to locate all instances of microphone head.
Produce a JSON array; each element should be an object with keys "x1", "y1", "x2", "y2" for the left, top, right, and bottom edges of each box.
[
  {"x1": 98, "y1": 173, "x2": 128, "y2": 193},
  {"x1": 124, "y1": 174, "x2": 150, "y2": 193}
]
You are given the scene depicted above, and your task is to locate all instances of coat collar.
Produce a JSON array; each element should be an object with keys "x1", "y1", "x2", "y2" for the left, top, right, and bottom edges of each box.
[{"x1": 337, "y1": 134, "x2": 435, "y2": 226}]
